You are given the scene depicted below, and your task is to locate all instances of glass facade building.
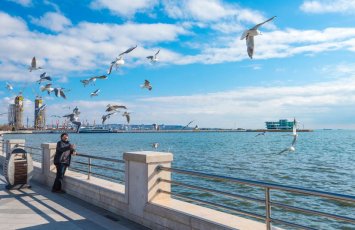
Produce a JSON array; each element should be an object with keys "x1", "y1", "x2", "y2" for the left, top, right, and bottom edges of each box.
[{"x1": 265, "y1": 119, "x2": 294, "y2": 130}]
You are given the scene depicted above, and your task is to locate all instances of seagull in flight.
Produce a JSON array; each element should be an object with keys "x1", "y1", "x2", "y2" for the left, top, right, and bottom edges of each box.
[
  {"x1": 28, "y1": 57, "x2": 43, "y2": 72},
  {"x1": 63, "y1": 107, "x2": 81, "y2": 133},
  {"x1": 51, "y1": 115, "x2": 61, "y2": 118},
  {"x1": 140, "y1": 80, "x2": 152, "y2": 91},
  {"x1": 54, "y1": 88, "x2": 66, "y2": 99},
  {"x1": 81, "y1": 75, "x2": 108, "y2": 87},
  {"x1": 37, "y1": 72, "x2": 52, "y2": 84},
  {"x1": 107, "y1": 45, "x2": 137, "y2": 75},
  {"x1": 90, "y1": 89, "x2": 100, "y2": 97},
  {"x1": 255, "y1": 131, "x2": 266, "y2": 137},
  {"x1": 278, "y1": 118, "x2": 298, "y2": 154},
  {"x1": 122, "y1": 111, "x2": 130, "y2": 124},
  {"x1": 182, "y1": 120, "x2": 194, "y2": 130},
  {"x1": 36, "y1": 104, "x2": 47, "y2": 112},
  {"x1": 40, "y1": 83, "x2": 54, "y2": 95},
  {"x1": 152, "y1": 142, "x2": 159, "y2": 149},
  {"x1": 147, "y1": 50, "x2": 160, "y2": 63},
  {"x1": 102, "y1": 112, "x2": 117, "y2": 124},
  {"x1": 106, "y1": 104, "x2": 127, "y2": 112},
  {"x1": 6, "y1": 82, "x2": 13, "y2": 91},
  {"x1": 240, "y1": 16, "x2": 276, "y2": 59}
]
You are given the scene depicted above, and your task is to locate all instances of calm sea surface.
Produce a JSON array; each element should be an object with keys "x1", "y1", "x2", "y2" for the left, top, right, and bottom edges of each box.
[{"x1": 4, "y1": 130, "x2": 355, "y2": 229}]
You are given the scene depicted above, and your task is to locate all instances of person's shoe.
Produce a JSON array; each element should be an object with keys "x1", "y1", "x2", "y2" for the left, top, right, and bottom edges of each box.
[{"x1": 52, "y1": 189, "x2": 66, "y2": 194}]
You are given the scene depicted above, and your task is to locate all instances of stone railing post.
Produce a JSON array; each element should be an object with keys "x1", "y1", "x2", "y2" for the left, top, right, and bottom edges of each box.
[
  {"x1": 0, "y1": 134, "x2": 4, "y2": 157},
  {"x1": 123, "y1": 151, "x2": 173, "y2": 218},
  {"x1": 6, "y1": 139, "x2": 25, "y2": 158},
  {"x1": 41, "y1": 143, "x2": 57, "y2": 186}
]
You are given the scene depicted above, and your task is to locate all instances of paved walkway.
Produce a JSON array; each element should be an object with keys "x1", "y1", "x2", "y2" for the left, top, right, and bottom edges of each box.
[{"x1": 0, "y1": 172, "x2": 148, "y2": 230}]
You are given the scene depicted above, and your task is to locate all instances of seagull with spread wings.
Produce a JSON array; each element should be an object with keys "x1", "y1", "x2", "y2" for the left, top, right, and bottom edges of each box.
[
  {"x1": 147, "y1": 50, "x2": 160, "y2": 63},
  {"x1": 40, "y1": 83, "x2": 54, "y2": 95},
  {"x1": 106, "y1": 104, "x2": 127, "y2": 112},
  {"x1": 278, "y1": 118, "x2": 298, "y2": 154},
  {"x1": 37, "y1": 72, "x2": 52, "y2": 84},
  {"x1": 240, "y1": 16, "x2": 276, "y2": 59},
  {"x1": 122, "y1": 111, "x2": 130, "y2": 124},
  {"x1": 140, "y1": 80, "x2": 152, "y2": 91},
  {"x1": 6, "y1": 82, "x2": 13, "y2": 91},
  {"x1": 90, "y1": 89, "x2": 100, "y2": 97},
  {"x1": 107, "y1": 45, "x2": 137, "y2": 75},
  {"x1": 28, "y1": 57, "x2": 43, "y2": 72}
]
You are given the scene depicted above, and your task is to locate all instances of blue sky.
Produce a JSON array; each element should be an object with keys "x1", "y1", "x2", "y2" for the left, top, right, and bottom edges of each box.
[{"x1": 1, "y1": 0, "x2": 355, "y2": 129}]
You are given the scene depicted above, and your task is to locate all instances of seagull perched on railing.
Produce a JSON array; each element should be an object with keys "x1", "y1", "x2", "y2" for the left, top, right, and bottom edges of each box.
[
  {"x1": 140, "y1": 80, "x2": 152, "y2": 91},
  {"x1": 106, "y1": 104, "x2": 127, "y2": 112},
  {"x1": 40, "y1": 83, "x2": 54, "y2": 95},
  {"x1": 107, "y1": 45, "x2": 137, "y2": 75},
  {"x1": 90, "y1": 89, "x2": 100, "y2": 97},
  {"x1": 102, "y1": 112, "x2": 117, "y2": 124},
  {"x1": 147, "y1": 50, "x2": 160, "y2": 63},
  {"x1": 6, "y1": 82, "x2": 13, "y2": 91},
  {"x1": 278, "y1": 118, "x2": 298, "y2": 154},
  {"x1": 37, "y1": 72, "x2": 52, "y2": 84},
  {"x1": 28, "y1": 57, "x2": 43, "y2": 72},
  {"x1": 122, "y1": 111, "x2": 130, "y2": 124},
  {"x1": 240, "y1": 16, "x2": 276, "y2": 59}
]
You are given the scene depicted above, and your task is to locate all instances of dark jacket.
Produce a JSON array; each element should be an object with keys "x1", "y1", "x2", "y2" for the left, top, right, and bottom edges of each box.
[{"x1": 54, "y1": 140, "x2": 73, "y2": 166}]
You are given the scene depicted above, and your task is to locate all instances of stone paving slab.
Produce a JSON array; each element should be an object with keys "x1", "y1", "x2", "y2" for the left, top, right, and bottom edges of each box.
[{"x1": 0, "y1": 173, "x2": 149, "y2": 230}]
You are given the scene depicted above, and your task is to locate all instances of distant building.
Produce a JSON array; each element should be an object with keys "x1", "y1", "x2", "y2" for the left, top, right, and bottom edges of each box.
[
  {"x1": 265, "y1": 119, "x2": 294, "y2": 130},
  {"x1": 8, "y1": 104, "x2": 15, "y2": 127},
  {"x1": 8, "y1": 94, "x2": 24, "y2": 129},
  {"x1": 34, "y1": 96, "x2": 46, "y2": 129}
]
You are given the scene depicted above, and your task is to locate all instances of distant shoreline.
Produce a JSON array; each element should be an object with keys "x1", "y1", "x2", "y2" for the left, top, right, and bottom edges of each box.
[{"x1": 1, "y1": 129, "x2": 314, "y2": 134}]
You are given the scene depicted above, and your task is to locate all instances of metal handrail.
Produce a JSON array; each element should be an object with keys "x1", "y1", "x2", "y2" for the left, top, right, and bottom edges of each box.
[
  {"x1": 158, "y1": 166, "x2": 355, "y2": 229},
  {"x1": 75, "y1": 153, "x2": 124, "y2": 163}
]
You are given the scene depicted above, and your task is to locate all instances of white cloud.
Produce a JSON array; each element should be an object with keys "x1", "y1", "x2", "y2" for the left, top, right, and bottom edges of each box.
[
  {"x1": 300, "y1": 0, "x2": 355, "y2": 14},
  {"x1": 7, "y1": 0, "x2": 32, "y2": 7},
  {"x1": 31, "y1": 12, "x2": 72, "y2": 32},
  {"x1": 90, "y1": 0, "x2": 158, "y2": 17}
]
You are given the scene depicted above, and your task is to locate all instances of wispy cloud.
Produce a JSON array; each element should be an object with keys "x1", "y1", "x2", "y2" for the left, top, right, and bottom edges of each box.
[
  {"x1": 31, "y1": 12, "x2": 72, "y2": 32},
  {"x1": 6, "y1": 0, "x2": 32, "y2": 7},
  {"x1": 90, "y1": 0, "x2": 158, "y2": 17},
  {"x1": 300, "y1": 0, "x2": 355, "y2": 14}
]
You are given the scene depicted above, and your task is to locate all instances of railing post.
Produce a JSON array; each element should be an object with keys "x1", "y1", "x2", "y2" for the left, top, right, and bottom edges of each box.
[
  {"x1": 41, "y1": 143, "x2": 57, "y2": 187},
  {"x1": 0, "y1": 134, "x2": 4, "y2": 165},
  {"x1": 265, "y1": 188, "x2": 271, "y2": 230},
  {"x1": 123, "y1": 151, "x2": 173, "y2": 217},
  {"x1": 87, "y1": 157, "x2": 91, "y2": 180}
]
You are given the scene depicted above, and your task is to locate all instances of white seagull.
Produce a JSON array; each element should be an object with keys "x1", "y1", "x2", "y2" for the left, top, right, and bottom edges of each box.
[
  {"x1": 106, "y1": 104, "x2": 127, "y2": 112},
  {"x1": 37, "y1": 72, "x2": 52, "y2": 84},
  {"x1": 102, "y1": 112, "x2": 117, "y2": 124},
  {"x1": 152, "y1": 142, "x2": 159, "y2": 149},
  {"x1": 90, "y1": 89, "x2": 100, "y2": 97},
  {"x1": 40, "y1": 83, "x2": 54, "y2": 95},
  {"x1": 278, "y1": 118, "x2": 298, "y2": 154},
  {"x1": 122, "y1": 111, "x2": 130, "y2": 124},
  {"x1": 81, "y1": 75, "x2": 108, "y2": 87},
  {"x1": 6, "y1": 82, "x2": 13, "y2": 91},
  {"x1": 63, "y1": 110, "x2": 81, "y2": 133},
  {"x1": 147, "y1": 50, "x2": 160, "y2": 63},
  {"x1": 28, "y1": 57, "x2": 43, "y2": 72},
  {"x1": 54, "y1": 88, "x2": 66, "y2": 99},
  {"x1": 107, "y1": 45, "x2": 137, "y2": 75},
  {"x1": 255, "y1": 131, "x2": 266, "y2": 137},
  {"x1": 140, "y1": 80, "x2": 152, "y2": 91},
  {"x1": 240, "y1": 16, "x2": 276, "y2": 59}
]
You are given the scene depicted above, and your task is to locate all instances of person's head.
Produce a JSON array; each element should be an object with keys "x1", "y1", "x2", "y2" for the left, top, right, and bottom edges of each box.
[{"x1": 61, "y1": 133, "x2": 69, "y2": 142}]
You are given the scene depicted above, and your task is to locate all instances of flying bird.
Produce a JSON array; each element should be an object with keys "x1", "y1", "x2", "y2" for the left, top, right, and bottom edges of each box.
[
  {"x1": 81, "y1": 75, "x2": 108, "y2": 86},
  {"x1": 107, "y1": 45, "x2": 137, "y2": 75},
  {"x1": 147, "y1": 50, "x2": 160, "y2": 63},
  {"x1": 90, "y1": 89, "x2": 100, "y2": 97},
  {"x1": 63, "y1": 108, "x2": 81, "y2": 133},
  {"x1": 140, "y1": 80, "x2": 152, "y2": 91},
  {"x1": 102, "y1": 112, "x2": 117, "y2": 124},
  {"x1": 182, "y1": 120, "x2": 194, "y2": 130},
  {"x1": 40, "y1": 83, "x2": 54, "y2": 95},
  {"x1": 255, "y1": 131, "x2": 266, "y2": 137},
  {"x1": 240, "y1": 16, "x2": 276, "y2": 59},
  {"x1": 152, "y1": 142, "x2": 159, "y2": 149},
  {"x1": 122, "y1": 111, "x2": 130, "y2": 124},
  {"x1": 28, "y1": 57, "x2": 43, "y2": 72},
  {"x1": 36, "y1": 104, "x2": 47, "y2": 112},
  {"x1": 54, "y1": 88, "x2": 66, "y2": 99},
  {"x1": 106, "y1": 104, "x2": 127, "y2": 112},
  {"x1": 6, "y1": 82, "x2": 13, "y2": 91},
  {"x1": 278, "y1": 118, "x2": 298, "y2": 154},
  {"x1": 37, "y1": 72, "x2": 52, "y2": 84}
]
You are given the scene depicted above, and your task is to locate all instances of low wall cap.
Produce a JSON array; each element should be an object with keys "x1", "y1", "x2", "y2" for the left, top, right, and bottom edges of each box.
[{"x1": 123, "y1": 151, "x2": 173, "y2": 163}]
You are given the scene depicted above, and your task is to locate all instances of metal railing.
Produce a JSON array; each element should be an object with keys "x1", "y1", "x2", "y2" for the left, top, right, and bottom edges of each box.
[
  {"x1": 71, "y1": 153, "x2": 125, "y2": 183},
  {"x1": 158, "y1": 166, "x2": 355, "y2": 230}
]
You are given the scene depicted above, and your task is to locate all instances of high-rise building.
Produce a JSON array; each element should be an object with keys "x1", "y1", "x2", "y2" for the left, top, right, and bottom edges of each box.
[
  {"x1": 8, "y1": 104, "x2": 15, "y2": 126},
  {"x1": 34, "y1": 96, "x2": 46, "y2": 129},
  {"x1": 11, "y1": 94, "x2": 24, "y2": 129}
]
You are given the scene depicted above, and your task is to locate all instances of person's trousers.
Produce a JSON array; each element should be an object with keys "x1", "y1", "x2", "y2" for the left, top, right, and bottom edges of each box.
[{"x1": 52, "y1": 163, "x2": 68, "y2": 191}]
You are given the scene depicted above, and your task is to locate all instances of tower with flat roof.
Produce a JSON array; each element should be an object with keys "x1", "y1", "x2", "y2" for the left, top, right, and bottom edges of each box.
[{"x1": 34, "y1": 96, "x2": 46, "y2": 129}]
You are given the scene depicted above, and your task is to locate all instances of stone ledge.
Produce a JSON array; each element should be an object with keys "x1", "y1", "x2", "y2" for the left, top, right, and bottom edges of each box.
[{"x1": 123, "y1": 151, "x2": 173, "y2": 163}]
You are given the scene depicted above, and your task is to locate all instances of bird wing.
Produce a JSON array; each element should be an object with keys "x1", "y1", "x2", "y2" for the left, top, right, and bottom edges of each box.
[
  {"x1": 278, "y1": 148, "x2": 288, "y2": 154},
  {"x1": 40, "y1": 72, "x2": 46, "y2": 78},
  {"x1": 31, "y1": 57, "x2": 36, "y2": 68},
  {"x1": 119, "y1": 45, "x2": 137, "y2": 56},
  {"x1": 240, "y1": 30, "x2": 248, "y2": 40},
  {"x1": 54, "y1": 88, "x2": 59, "y2": 97},
  {"x1": 291, "y1": 135, "x2": 297, "y2": 146},
  {"x1": 96, "y1": 75, "x2": 108, "y2": 79},
  {"x1": 60, "y1": 90, "x2": 66, "y2": 99},
  {"x1": 45, "y1": 76, "x2": 52, "y2": 81},
  {"x1": 107, "y1": 63, "x2": 114, "y2": 75},
  {"x1": 145, "y1": 80, "x2": 150, "y2": 86},
  {"x1": 146, "y1": 55, "x2": 153, "y2": 60},
  {"x1": 246, "y1": 36, "x2": 254, "y2": 59},
  {"x1": 251, "y1": 16, "x2": 276, "y2": 30},
  {"x1": 155, "y1": 49, "x2": 160, "y2": 57}
]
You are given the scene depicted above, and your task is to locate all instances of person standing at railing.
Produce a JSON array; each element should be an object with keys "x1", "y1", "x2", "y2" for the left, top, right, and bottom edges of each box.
[{"x1": 52, "y1": 133, "x2": 76, "y2": 193}]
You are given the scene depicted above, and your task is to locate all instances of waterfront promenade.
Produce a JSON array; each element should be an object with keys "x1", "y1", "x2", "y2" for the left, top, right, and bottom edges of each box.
[{"x1": 0, "y1": 171, "x2": 147, "y2": 230}]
